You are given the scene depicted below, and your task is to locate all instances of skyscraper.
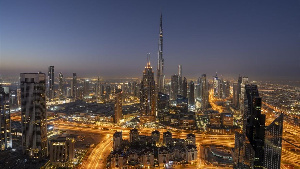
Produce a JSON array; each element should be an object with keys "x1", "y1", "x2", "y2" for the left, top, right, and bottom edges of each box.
[
  {"x1": 71, "y1": 73, "x2": 77, "y2": 99},
  {"x1": 140, "y1": 54, "x2": 156, "y2": 117},
  {"x1": 264, "y1": 113, "x2": 283, "y2": 169},
  {"x1": 182, "y1": 77, "x2": 187, "y2": 98},
  {"x1": 20, "y1": 73, "x2": 47, "y2": 158},
  {"x1": 200, "y1": 74, "x2": 208, "y2": 110},
  {"x1": 234, "y1": 84, "x2": 266, "y2": 169},
  {"x1": 233, "y1": 82, "x2": 239, "y2": 108},
  {"x1": 157, "y1": 92, "x2": 169, "y2": 122},
  {"x1": 114, "y1": 89, "x2": 122, "y2": 123},
  {"x1": 95, "y1": 76, "x2": 100, "y2": 102},
  {"x1": 48, "y1": 66, "x2": 54, "y2": 101},
  {"x1": 0, "y1": 85, "x2": 12, "y2": 150},
  {"x1": 58, "y1": 72, "x2": 64, "y2": 99},
  {"x1": 189, "y1": 81, "x2": 195, "y2": 106},
  {"x1": 157, "y1": 13, "x2": 165, "y2": 93},
  {"x1": 178, "y1": 65, "x2": 182, "y2": 95},
  {"x1": 244, "y1": 85, "x2": 265, "y2": 168},
  {"x1": 213, "y1": 73, "x2": 219, "y2": 98},
  {"x1": 83, "y1": 79, "x2": 89, "y2": 97},
  {"x1": 170, "y1": 75, "x2": 179, "y2": 100}
]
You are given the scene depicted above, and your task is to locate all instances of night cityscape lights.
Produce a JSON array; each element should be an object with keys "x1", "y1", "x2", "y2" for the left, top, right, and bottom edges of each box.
[{"x1": 0, "y1": 1, "x2": 299, "y2": 169}]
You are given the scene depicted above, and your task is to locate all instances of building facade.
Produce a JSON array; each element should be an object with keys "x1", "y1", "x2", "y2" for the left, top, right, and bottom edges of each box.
[{"x1": 20, "y1": 73, "x2": 47, "y2": 158}]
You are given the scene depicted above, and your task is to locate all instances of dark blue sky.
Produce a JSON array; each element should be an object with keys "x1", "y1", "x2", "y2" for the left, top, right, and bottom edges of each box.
[{"x1": 0, "y1": 0, "x2": 299, "y2": 80}]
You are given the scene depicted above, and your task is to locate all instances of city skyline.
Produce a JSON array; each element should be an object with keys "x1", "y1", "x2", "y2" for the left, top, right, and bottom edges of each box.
[{"x1": 1, "y1": 1, "x2": 300, "y2": 81}]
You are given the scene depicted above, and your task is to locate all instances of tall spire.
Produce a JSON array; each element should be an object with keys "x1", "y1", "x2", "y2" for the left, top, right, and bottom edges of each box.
[
  {"x1": 157, "y1": 12, "x2": 165, "y2": 93},
  {"x1": 146, "y1": 53, "x2": 151, "y2": 68}
]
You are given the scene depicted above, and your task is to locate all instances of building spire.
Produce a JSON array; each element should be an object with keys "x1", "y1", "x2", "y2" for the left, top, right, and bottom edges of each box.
[{"x1": 147, "y1": 53, "x2": 151, "y2": 68}]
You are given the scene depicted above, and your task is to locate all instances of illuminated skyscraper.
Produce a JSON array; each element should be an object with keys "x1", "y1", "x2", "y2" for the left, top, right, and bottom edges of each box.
[
  {"x1": 114, "y1": 89, "x2": 122, "y2": 123},
  {"x1": 170, "y1": 74, "x2": 179, "y2": 100},
  {"x1": 140, "y1": 54, "x2": 156, "y2": 117},
  {"x1": 182, "y1": 77, "x2": 187, "y2": 98},
  {"x1": 178, "y1": 65, "x2": 182, "y2": 95},
  {"x1": 157, "y1": 92, "x2": 169, "y2": 122},
  {"x1": 0, "y1": 85, "x2": 12, "y2": 150},
  {"x1": 213, "y1": 73, "x2": 219, "y2": 98},
  {"x1": 58, "y1": 72, "x2": 64, "y2": 99},
  {"x1": 71, "y1": 73, "x2": 77, "y2": 99},
  {"x1": 157, "y1": 13, "x2": 165, "y2": 93},
  {"x1": 233, "y1": 82, "x2": 239, "y2": 108},
  {"x1": 83, "y1": 79, "x2": 89, "y2": 97},
  {"x1": 20, "y1": 73, "x2": 47, "y2": 158},
  {"x1": 234, "y1": 84, "x2": 266, "y2": 168},
  {"x1": 189, "y1": 81, "x2": 195, "y2": 106},
  {"x1": 264, "y1": 113, "x2": 283, "y2": 169},
  {"x1": 200, "y1": 74, "x2": 208, "y2": 110},
  {"x1": 48, "y1": 66, "x2": 54, "y2": 101}
]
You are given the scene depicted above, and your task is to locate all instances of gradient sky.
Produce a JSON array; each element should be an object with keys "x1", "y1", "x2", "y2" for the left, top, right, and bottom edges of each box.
[{"x1": 0, "y1": 0, "x2": 299, "y2": 80}]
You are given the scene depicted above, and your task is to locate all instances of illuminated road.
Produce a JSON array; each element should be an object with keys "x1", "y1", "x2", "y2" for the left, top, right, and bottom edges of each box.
[
  {"x1": 55, "y1": 121, "x2": 235, "y2": 169},
  {"x1": 79, "y1": 134, "x2": 113, "y2": 169}
]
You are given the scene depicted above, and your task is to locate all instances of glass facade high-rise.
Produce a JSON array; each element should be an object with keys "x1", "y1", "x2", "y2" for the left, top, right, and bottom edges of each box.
[
  {"x1": 71, "y1": 73, "x2": 77, "y2": 99},
  {"x1": 20, "y1": 73, "x2": 47, "y2": 158},
  {"x1": 170, "y1": 75, "x2": 179, "y2": 101},
  {"x1": 0, "y1": 85, "x2": 12, "y2": 150},
  {"x1": 114, "y1": 89, "x2": 122, "y2": 123},
  {"x1": 58, "y1": 72, "x2": 64, "y2": 99},
  {"x1": 140, "y1": 54, "x2": 156, "y2": 117},
  {"x1": 264, "y1": 113, "x2": 283, "y2": 169},
  {"x1": 189, "y1": 81, "x2": 195, "y2": 106},
  {"x1": 48, "y1": 66, "x2": 54, "y2": 101},
  {"x1": 157, "y1": 13, "x2": 165, "y2": 93}
]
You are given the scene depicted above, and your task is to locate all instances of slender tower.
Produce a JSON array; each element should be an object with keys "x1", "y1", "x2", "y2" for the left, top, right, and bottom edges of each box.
[{"x1": 157, "y1": 13, "x2": 165, "y2": 93}]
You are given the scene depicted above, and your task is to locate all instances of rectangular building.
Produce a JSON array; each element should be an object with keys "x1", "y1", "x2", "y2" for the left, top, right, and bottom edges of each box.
[{"x1": 20, "y1": 73, "x2": 47, "y2": 158}]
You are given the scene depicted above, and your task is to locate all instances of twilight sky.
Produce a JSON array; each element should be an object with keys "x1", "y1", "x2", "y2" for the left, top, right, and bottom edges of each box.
[{"x1": 0, "y1": 0, "x2": 299, "y2": 80}]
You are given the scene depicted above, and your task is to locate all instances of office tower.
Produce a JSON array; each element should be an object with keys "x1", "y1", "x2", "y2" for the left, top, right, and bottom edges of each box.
[
  {"x1": 195, "y1": 82, "x2": 200, "y2": 100},
  {"x1": 157, "y1": 13, "x2": 165, "y2": 93},
  {"x1": 140, "y1": 54, "x2": 156, "y2": 117},
  {"x1": 71, "y1": 73, "x2": 77, "y2": 99},
  {"x1": 48, "y1": 66, "x2": 54, "y2": 101},
  {"x1": 178, "y1": 65, "x2": 182, "y2": 95},
  {"x1": 264, "y1": 113, "x2": 283, "y2": 169},
  {"x1": 239, "y1": 76, "x2": 248, "y2": 112},
  {"x1": 114, "y1": 89, "x2": 122, "y2": 123},
  {"x1": 20, "y1": 73, "x2": 47, "y2": 158},
  {"x1": 0, "y1": 86, "x2": 12, "y2": 150},
  {"x1": 213, "y1": 73, "x2": 219, "y2": 98},
  {"x1": 234, "y1": 75, "x2": 243, "y2": 109},
  {"x1": 233, "y1": 82, "x2": 239, "y2": 108},
  {"x1": 170, "y1": 75, "x2": 179, "y2": 100},
  {"x1": 182, "y1": 77, "x2": 187, "y2": 98},
  {"x1": 189, "y1": 81, "x2": 195, "y2": 106},
  {"x1": 233, "y1": 84, "x2": 265, "y2": 169},
  {"x1": 49, "y1": 137, "x2": 75, "y2": 167},
  {"x1": 223, "y1": 80, "x2": 230, "y2": 98},
  {"x1": 58, "y1": 72, "x2": 64, "y2": 99},
  {"x1": 200, "y1": 74, "x2": 208, "y2": 110},
  {"x1": 83, "y1": 79, "x2": 89, "y2": 97},
  {"x1": 245, "y1": 84, "x2": 265, "y2": 168},
  {"x1": 157, "y1": 92, "x2": 169, "y2": 121},
  {"x1": 95, "y1": 77, "x2": 100, "y2": 102}
]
